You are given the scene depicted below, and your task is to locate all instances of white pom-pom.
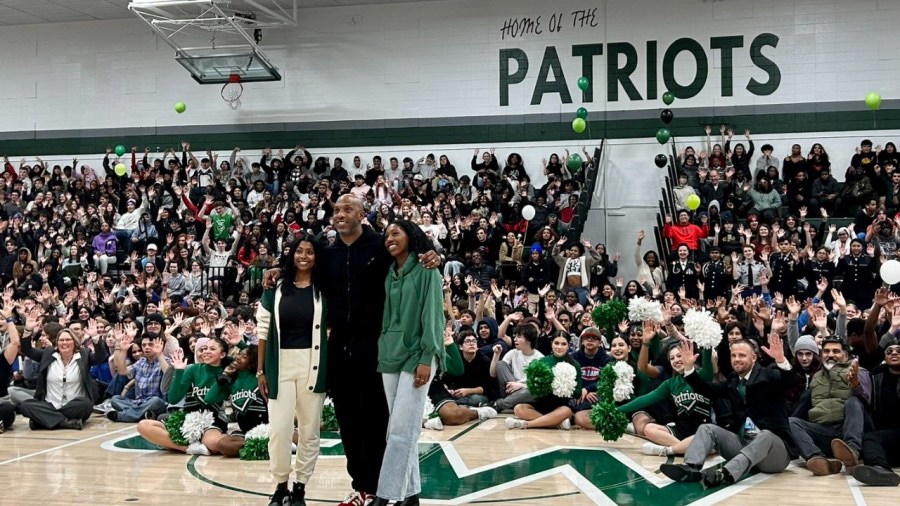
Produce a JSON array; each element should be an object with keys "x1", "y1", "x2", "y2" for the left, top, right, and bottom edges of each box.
[
  {"x1": 423, "y1": 397, "x2": 435, "y2": 418},
  {"x1": 683, "y1": 309, "x2": 723, "y2": 350},
  {"x1": 612, "y1": 361, "x2": 635, "y2": 402},
  {"x1": 551, "y1": 362, "x2": 578, "y2": 398},
  {"x1": 627, "y1": 297, "x2": 663, "y2": 323},
  {"x1": 324, "y1": 397, "x2": 334, "y2": 408},
  {"x1": 180, "y1": 410, "x2": 215, "y2": 444},
  {"x1": 244, "y1": 423, "x2": 269, "y2": 441}
]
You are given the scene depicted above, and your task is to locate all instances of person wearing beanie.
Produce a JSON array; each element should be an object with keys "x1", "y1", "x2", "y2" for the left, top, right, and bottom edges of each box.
[{"x1": 785, "y1": 335, "x2": 822, "y2": 413}]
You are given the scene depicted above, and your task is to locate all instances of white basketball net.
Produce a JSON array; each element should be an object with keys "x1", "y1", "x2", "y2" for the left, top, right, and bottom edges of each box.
[{"x1": 221, "y1": 80, "x2": 243, "y2": 109}]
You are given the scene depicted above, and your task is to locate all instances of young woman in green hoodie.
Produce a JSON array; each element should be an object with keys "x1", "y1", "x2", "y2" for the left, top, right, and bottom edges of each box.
[
  {"x1": 369, "y1": 221, "x2": 446, "y2": 506},
  {"x1": 137, "y1": 336, "x2": 229, "y2": 455}
]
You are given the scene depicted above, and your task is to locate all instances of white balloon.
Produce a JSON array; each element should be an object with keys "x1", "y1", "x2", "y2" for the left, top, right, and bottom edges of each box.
[
  {"x1": 522, "y1": 205, "x2": 536, "y2": 221},
  {"x1": 881, "y1": 260, "x2": 900, "y2": 285}
]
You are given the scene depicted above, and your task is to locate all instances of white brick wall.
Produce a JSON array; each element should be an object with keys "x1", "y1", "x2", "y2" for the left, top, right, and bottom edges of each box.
[{"x1": 0, "y1": 0, "x2": 897, "y2": 132}]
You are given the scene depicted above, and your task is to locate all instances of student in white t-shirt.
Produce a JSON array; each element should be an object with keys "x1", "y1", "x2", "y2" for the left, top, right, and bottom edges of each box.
[{"x1": 490, "y1": 324, "x2": 543, "y2": 412}]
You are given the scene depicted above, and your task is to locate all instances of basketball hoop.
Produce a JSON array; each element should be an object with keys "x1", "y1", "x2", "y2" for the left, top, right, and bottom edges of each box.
[{"x1": 221, "y1": 74, "x2": 243, "y2": 109}]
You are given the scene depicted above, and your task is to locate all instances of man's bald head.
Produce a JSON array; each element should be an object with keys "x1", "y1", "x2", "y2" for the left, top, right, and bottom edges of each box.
[
  {"x1": 336, "y1": 194, "x2": 365, "y2": 212},
  {"x1": 333, "y1": 194, "x2": 367, "y2": 240}
]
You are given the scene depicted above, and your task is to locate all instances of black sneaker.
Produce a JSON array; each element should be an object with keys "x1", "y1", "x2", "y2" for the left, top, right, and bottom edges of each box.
[
  {"x1": 852, "y1": 465, "x2": 900, "y2": 487},
  {"x1": 659, "y1": 463, "x2": 703, "y2": 483},
  {"x1": 268, "y1": 486, "x2": 291, "y2": 506},
  {"x1": 106, "y1": 411, "x2": 119, "y2": 422},
  {"x1": 291, "y1": 482, "x2": 306, "y2": 506},
  {"x1": 701, "y1": 468, "x2": 725, "y2": 489}
]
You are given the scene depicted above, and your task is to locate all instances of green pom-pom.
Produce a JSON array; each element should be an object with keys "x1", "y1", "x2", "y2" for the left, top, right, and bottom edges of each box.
[
  {"x1": 589, "y1": 401, "x2": 628, "y2": 442},
  {"x1": 597, "y1": 364, "x2": 618, "y2": 400},
  {"x1": 591, "y1": 300, "x2": 627, "y2": 339},
  {"x1": 525, "y1": 360, "x2": 554, "y2": 398},
  {"x1": 238, "y1": 437, "x2": 270, "y2": 461},
  {"x1": 164, "y1": 410, "x2": 188, "y2": 447},
  {"x1": 322, "y1": 400, "x2": 339, "y2": 431}
]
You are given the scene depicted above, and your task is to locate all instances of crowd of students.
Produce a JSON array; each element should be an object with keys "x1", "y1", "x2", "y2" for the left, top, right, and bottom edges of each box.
[{"x1": 1, "y1": 135, "x2": 899, "y2": 506}]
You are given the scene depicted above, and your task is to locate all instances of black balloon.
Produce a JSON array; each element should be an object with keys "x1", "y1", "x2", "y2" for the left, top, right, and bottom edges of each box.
[
  {"x1": 660, "y1": 109, "x2": 673, "y2": 124},
  {"x1": 654, "y1": 154, "x2": 668, "y2": 168}
]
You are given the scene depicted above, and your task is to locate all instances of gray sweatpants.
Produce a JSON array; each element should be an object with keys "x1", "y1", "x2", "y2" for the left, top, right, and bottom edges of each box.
[
  {"x1": 493, "y1": 361, "x2": 534, "y2": 411},
  {"x1": 684, "y1": 424, "x2": 791, "y2": 480}
]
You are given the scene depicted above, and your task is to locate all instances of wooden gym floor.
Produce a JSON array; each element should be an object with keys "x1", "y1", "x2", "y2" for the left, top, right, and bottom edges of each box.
[{"x1": 0, "y1": 412, "x2": 896, "y2": 505}]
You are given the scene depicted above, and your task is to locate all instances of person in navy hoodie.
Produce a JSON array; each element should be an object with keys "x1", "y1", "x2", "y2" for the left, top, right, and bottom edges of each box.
[{"x1": 573, "y1": 327, "x2": 612, "y2": 429}]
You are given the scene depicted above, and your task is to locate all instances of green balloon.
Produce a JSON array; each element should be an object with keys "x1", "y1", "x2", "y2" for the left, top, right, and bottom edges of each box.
[
  {"x1": 656, "y1": 128, "x2": 671, "y2": 145},
  {"x1": 576, "y1": 107, "x2": 588, "y2": 120},
  {"x1": 577, "y1": 76, "x2": 590, "y2": 92},
  {"x1": 115, "y1": 145, "x2": 126, "y2": 157},
  {"x1": 662, "y1": 91, "x2": 675, "y2": 106},
  {"x1": 572, "y1": 118, "x2": 587, "y2": 134},
  {"x1": 865, "y1": 91, "x2": 882, "y2": 111},
  {"x1": 567, "y1": 153, "x2": 583, "y2": 171}
]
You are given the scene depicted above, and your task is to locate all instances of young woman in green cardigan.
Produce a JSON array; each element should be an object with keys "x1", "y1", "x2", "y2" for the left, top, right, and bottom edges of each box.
[
  {"x1": 369, "y1": 221, "x2": 446, "y2": 506},
  {"x1": 255, "y1": 235, "x2": 328, "y2": 506},
  {"x1": 136, "y1": 336, "x2": 229, "y2": 455}
]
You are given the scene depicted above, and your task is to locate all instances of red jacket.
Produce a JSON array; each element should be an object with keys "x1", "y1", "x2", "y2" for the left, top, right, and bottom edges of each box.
[{"x1": 663, "y1": 222, "x2": 708, "y2": 250}]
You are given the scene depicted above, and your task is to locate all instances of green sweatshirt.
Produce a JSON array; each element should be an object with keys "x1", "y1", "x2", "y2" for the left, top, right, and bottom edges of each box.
[
  {"x1": 205, "y1": 370, "x2": 266, "y2": 415},
  {"x1": 618, "y1": 349, "x2": 714, "y2": 423},
  {"x1": 377, "y1": 256, "x2": 446, "y2": 374},
  {"x1": 539, "y1": 354, "x2": 583, "y2": 398},
  {"x1": 170, "y1": 363, "x2": 226, "y2": 417}
]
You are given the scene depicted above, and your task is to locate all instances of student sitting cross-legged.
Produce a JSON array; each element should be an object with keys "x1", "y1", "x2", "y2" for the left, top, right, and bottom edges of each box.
[
  {"x1": 490, "y1": 323, "x2": 543, "y2": 412},
  {"x1": 505, "y1": 330, "x2": 581, "y2": 430},
  {"x1": 423, "y1": 327, "x2": 498, "y2": 430}
]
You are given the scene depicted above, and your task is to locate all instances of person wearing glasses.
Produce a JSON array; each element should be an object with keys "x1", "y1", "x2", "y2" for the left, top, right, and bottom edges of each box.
[
  {"x1": 851, "y1": 339, "x2": 900, "y2": 486},
  {"x1": 17, "y1": 327, "x2": 109, "y2": 430}
]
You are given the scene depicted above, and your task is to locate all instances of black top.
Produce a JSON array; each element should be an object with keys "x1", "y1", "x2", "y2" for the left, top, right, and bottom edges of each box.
[
  {"x1": 279, "y1": 284, "x2": 314, "y2": 349},
  {"x1": 444, "y1": 352, "x2": 498, "y2": 400},
  {"x1": 874, "y1": 369, "x2": 900, "y2": 431},
  {"x1": 0, "y1": 348, "x2": 12, "y2": 398},
  {"x1": 322, "y1": 226, "x2": 393, "y2": 344}
]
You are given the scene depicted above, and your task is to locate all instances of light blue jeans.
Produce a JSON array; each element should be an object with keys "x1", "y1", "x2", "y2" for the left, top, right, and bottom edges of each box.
[
  {"x1": 111, "y1": 395, "x2": 167, "y2": 422},
  {"x1": 377, "y1": 360, "x2": 435, "y2": 501}
]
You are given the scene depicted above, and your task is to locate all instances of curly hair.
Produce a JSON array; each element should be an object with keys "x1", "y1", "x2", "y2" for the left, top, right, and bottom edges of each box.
[{"x1": 385, "y1": 219, "x2": 432, "y2": 257}]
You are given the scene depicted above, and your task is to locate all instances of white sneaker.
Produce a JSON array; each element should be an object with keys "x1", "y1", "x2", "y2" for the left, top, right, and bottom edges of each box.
[
  {"x1": 93, "y1": 400, "x2": 113, "y2": 414},
  {"x1": 625, "y1": 422, "x2": 636, "y2": 435},
  {"x1": 423, "y1": 417, "x2": 444, "y2": 431},
  {"x1": 505, "y1": 417, "x2": 527, "y2": 429},
  {"x1": 472, "y1": 406, "x2": 498, "y2": 421},
  {"x1": 558, "y1": 418, "x2": 571, "y2": 430},
  {"x1": 641, "y1": 442, "x2": 670, "y2": 456},
  {"x1": 186, "y1": 442, "x2": 211, "y2": 455},
  {"x1": 291, "y1": 443, "x2": 298, "y2": 454}
]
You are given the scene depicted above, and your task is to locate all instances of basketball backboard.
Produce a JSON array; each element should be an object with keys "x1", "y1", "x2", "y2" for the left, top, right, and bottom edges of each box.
[
  {"x1": 129, "y1": 0, "x2": 293, "y2": 84},
  {"x1": 176, "y1": 49, "x2": 281, "y2": 84}
]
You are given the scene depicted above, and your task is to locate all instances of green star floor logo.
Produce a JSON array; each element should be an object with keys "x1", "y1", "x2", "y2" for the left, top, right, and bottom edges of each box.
[{"x1": 103, "y1": 427, "x2": 773, "y2": 505}]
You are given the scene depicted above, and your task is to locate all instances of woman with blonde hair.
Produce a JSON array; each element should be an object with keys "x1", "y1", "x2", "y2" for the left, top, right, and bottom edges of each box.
[{"x1": 18, "y1": 326, "x2": 109, "y2": 430}]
